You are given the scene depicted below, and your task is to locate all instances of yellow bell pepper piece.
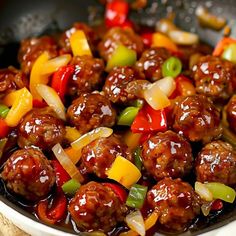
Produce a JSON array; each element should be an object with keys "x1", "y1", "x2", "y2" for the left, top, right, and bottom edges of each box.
[
  {"x1": 152, "y1": 33, "x2": 178, "y2": 52},
  {"x1": 106, "y1": 156, "x2": 141, "y2": 189},
  {"x1": 64, "y1": 147, "x2": 81, "y2": 164},
  {"x1": 65, "y1": 126, "x2": 81, "y2": 143},
  {"x1": 70, "y1": 30, "x2": 92, "y2": 57},
  {"x1": 123, "y1": 131, "x2": 141, "y2": 151},
  {"x1": 3, "y1": 89, "x2": 21, "y2": 107},
  {"x1": 5, "y1": 88, "x2": 33, "y2": 127},
  {"x1": 30, "y1": 52, "x2": 50, "y2": 101}
]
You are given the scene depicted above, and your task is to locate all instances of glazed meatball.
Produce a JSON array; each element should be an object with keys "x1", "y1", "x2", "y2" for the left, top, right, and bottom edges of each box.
[
  {"x1": 103, "y1": 66, "x2": 144, "y2": 104},
  {"x1": 98, "y1": 27, "x2": 144, "y2": 61},
  {"x1": 172, "y1": 95, "x2": 222, "y2": 143},
  {"x1": 80, "y1": 135, "x2": 131, "y2": 178},
  {"x1": 135, "y1": 47, "x2": 171, "y2": 81},
  {"x1": 195, "y1": 140, "x2": 236, "y2": 186},
  {"x1": 68, "y1": 181, "x2": 127, "y2": 232},
  {"x1": 147, "y1": 178, "x2": 200, "y2": 231},
  {"x1": 68, "y1": 55, "x2": 104, "y2": 97},
  {"x1": 18, "y1": 36, "x2": 58, "y2": 75},
  {"x1": 17, "y1": 108, "x2": 66, "y2": 150},
  {"x1": 141, "y1": 131, "x2": 193, "y2": 180},
  {"x1": 67, "y1": 93, "x2": 116, "y2": 134},
  {"x1": 0, "y1": 67, "x2": 27, "y2": 95},
  {"x1": 226, "y1": 95, "x2": 236, "y2": 134},
  {"x1": 192, "y1": 55, "x2": 236, "y2": 100},
  {"x1": 1, "y1": 148, "x2": 55, "y2": 201}
]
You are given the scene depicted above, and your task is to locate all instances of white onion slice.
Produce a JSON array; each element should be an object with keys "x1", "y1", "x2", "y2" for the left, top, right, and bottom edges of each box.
[
  {"x1": 169, "y1": 30, "x2": 199, "y2": 45},
  {"x1": 153, "y1": 76, "x2": 176, "y2": 97},
  {"x1": 195, "y1": 181, "x2": 213, "y2": 202}
]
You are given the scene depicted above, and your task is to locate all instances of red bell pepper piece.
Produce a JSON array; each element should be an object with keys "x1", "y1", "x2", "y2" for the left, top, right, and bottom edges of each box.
[
  {"x1": 141, "y1": 33, "x2": 153, "y2": 47},
  {"x1": 0, "y1": 119, "x2": 9, "y2": 138},
  {"x1": 120, "y1": 19, "x2": 134, "y2": 29},
  {"x1": 51, "y1": 65, "x2": 75, "y2": 100},
  {"x1": 103, "y1": 183, "x2": 127, "y2": 203},
  {"x1": 213, "y1": 37, "x2": 236, "y2": 56},
  {"x1": 139, "y1": 132, "x2": 153, "y2": 144},
  {"x1": 105, "y1": 0, "x2": 129, "y2": 28},
  {"x1": 131, "y1": 103, "x2": 167, "y2": 133},
  {"x1": 211, "y1": 199, "x2": 223, "y2": 211},
  {"x1": 52, "y1": 160, "x2": 70, "y2": 187},
  {"x1": 33, "y1": 99, "x2": 47, "y2": 108}
]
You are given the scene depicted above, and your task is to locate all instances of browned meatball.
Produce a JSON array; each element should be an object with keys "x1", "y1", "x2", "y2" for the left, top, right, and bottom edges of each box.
[
  {"x1": 147, "y1": 178, "x2": 200, "y2": 231},
  {"x1": 68, "y1": 181, "x2": 127, "y2": 232},
  {"x1": 18, "y1": 36, "x2": 58, "y2": 75},
  {"x1": 67, "y1": 93, "x2": 116, "y2": 134},
  {"x1": 17, "y1": 108, "x2": 65, "y2": 150},
  {"x1": 135, "y1": 47, "x2": 171, "y2": 81},
  {"x1": 141, "y1": 131, "x2": 193, "y2": 180},
  {"x1": 68, "y1": 55, "x2": 104, "y2": 97},
  {"x1": 195, "y1": 140, "x2": 236, "y2": 185},
  {"x1": 80, "y1": 135, "x2": 131, "y2": 178},
  {"x1": 192, "y1": 55, "x2": 236, "y2": 100},
  {"x1": 98, "y1": 27, "x2": 144, "y2": 61},
  {"x1": 226, "y1": 95, "x2": 236, "y2": 134},
  {"x1": 1, "y1": 148, "x2": 55, "y2": 201},
  {"x1": 0, "y1": 67, "x2": 28, "y2": 95},
  {"x1": 103, "y1": 66, "x2": 144, "y2": 104},
  {"x1": 172, "y1": 95, "x2": 222, "y2": 143}
]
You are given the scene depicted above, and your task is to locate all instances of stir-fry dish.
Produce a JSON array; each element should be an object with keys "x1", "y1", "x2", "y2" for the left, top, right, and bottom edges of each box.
[{"x1": 0, "y1": 1, "x2": 236, "y2": 235}]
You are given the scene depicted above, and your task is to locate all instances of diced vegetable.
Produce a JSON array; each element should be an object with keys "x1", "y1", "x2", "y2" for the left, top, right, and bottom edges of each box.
[
  {"x1": 103, "y1": 183, "x2": 127, "y2": 203},
  {"x1": 0, "y1": 120, "x2": 9, "y2": 139},
  {"x1": 168, "y1": 30, "x2": 199, "y2": 45},
  {"x1": 126, "y1": 184, "x2": 147, "y2": 209},
  {"x1": 62, "y1": 179, "x2": 81, "y2": 196},
  {"x1": 117, "y1": 107, "x2": 140, "y2": 126},
  {"x1": 211, "y1": 199, "x2": 223, "y2": 211},
  {"x1": 153, "y1": 76, "x2": 176, "y2": 97},
  {"x1": 152, "y1": 33, "x2": 178, "y2": 52},
  {"x1": 133, "y1": 147, "x2": 142, "y2": 171},
  {"x1": 65, "y1": 126, "x2": 81, "y2": 143},
  {"x1": 106, "y1": 155, "x2": 141, "y2": 189},
  {"x1": 33, "y1": 99, "x2": 47, "y2": 108},
  {"x1": 155, "y1": 18, "x2": 178, "y2": 35},
  {"x1": 0, "y1": 105, "x2": 9, "y2": 118},
  {"x1": 201, "y1": 202, "x2": 212, "y2": 216},
  {"x1": 213, "y1": 37, "x2": 236, "y2": 56},
  {"x1": 205, "y1": 182, "x2": 236, "y2": 203},
  {"x1": 162, "y1": 57, "x2": 182, "y2": 78},
  {"x1": 132, "y1": 99, "x2": 144, "y2": 108},
  {"x1": 123, "y1": 131, "x2": 142, "y2": 150},
  {"x1": 106, "y1": 44, "x2": 137, "y2": 72},
  {"x1": 36, "y1": 84, "x2": 66, "y2": 120},
  {"x1": 221, "y1": 43, "x2": 236, "y2": 63},
  {"x1": 64, "y1": 147, "x2": 81, "y2": 164},
  {"x1": 5, "y1": 88, "x2": 33, "y2": 127},
  {"x1": 195, "y1": 181, "x2": 213, "y2": 202},
  {"x1": 52, "y1": 143, "x2": 84, "y2": 183},
  {"x1": 141, "y1": 32, "x2": 153, "y2": 47},
  {"x1": 70, "y1": 30, "x2": 92, "y2": 57}
]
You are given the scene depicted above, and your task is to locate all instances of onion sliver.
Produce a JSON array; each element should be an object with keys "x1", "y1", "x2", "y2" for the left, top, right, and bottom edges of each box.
[
  {"x1": 195, "y1": 181, "x2": 213, "y2": 202},
  {"x1": 153, "y1": 76, "x2": 176, "y2": 97},
  {"x1": 169, "y1": 30, "x2": 199, "y2": 45}
]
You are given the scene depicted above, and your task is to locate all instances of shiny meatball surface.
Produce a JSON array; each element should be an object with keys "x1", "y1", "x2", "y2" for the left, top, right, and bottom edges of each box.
[
  {"x1": 147, "y1": 178, "x2": 200, "y2": 231},
  {"x1": 226, "y1": 95, "x2": 236, "y2": 134},
  {"x1": 67, "y1": 93, "x2": 116, "y2": 134},
  {"x1": 192, "y1": 55, "x2": 236, "y2": 100},
  {"x1": 98, "y1": 27, "x2": 144, "y2": 61},
  {"x1": 135, "y1": 47, "x2": 171, "y2": 81},
  {"x1": 141, "y1": 131, "x2": 193, "y2": 180},
  {"x1": 68, "y1": 181, "x2": 127, "y2": 232},
  {"x1": 195, "y1": 140, "x2": 236, "y2": 185},
  {"x1": 1, "y1": 148, "x2": 55, "y2": 201},
  {"x1": 172, "y1": 95, "x2": 222, "y2": 143},
  {"x1": 18, "y1": 108, "x2": 66, "y2": 150},
  {"x1": 103, "y1": 66, "x2": 144, "y2": 104}
]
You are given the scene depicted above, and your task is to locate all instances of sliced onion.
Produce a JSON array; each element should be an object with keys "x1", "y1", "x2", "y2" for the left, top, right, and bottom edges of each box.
[
  {"x1": 36, "y1": 84, "x2": 66, "y2": 120},
  {"x1": 71, "y1": 127, "x2": 113, "y2": 150},
  {"x1": 125, "y1": 210, "x2": 145, "y2": 236},
  {"x1": 41, "y1": 54, "x2": 72, "y2": 75},
  {"x1": 168, "y1": 30, "x2": 199, "y2": 45},
  {"x1": 195, "y1": 181, "x2": 213, "y2": 202},
  {"x1": 201, "y1": 202, "x2": 212, "y2": 216},
  {"x1": 52, "y1": 143, "x2": 84, "y2": 183},
  {"x1": 153, "y1": 76, "x2": 176, "y2": 97},
  {"x1": 155, "y1": 18, "x2": 178, "y2": 34}
]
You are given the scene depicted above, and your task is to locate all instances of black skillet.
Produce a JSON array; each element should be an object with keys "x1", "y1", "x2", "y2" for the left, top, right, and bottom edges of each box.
[{"x1": 0, "y1": 0, "x2": 236, "y2": 235}]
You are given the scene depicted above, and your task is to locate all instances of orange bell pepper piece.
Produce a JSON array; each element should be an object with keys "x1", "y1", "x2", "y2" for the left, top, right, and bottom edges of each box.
[
  {"x1": 213, "y1": 37, "x2": 236, "y2": 56},
  {"x1": 152, "y1": 33, "x2": 178, "y2": 52}
]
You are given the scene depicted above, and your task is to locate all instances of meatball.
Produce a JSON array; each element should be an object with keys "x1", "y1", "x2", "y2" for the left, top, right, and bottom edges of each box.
[
  {"x1": 147, "y1": 178, "x2": 200, "y2": 231},
  {"x1": 98, "y1": 27, "x2": 144, "y2": 61},
  {"x1": 195, "y1": 140, "x2": 236, "y2": 186},
  {"x1": 103, "y1": 66, "x2": 144, "y2": 104},
  {"x1": 67, "y1": 93, "x2": 116, "y2": 134},
  {"x1": 68, "y1": 55, "x2": 104, "y2": 97},
  {"x1": 141, "y1": 130, "x2": 193, "y2": 180},
  {"x1": 0, "y1": 66, "x2": 27, "y2": 95},
  {"x1": 172, "y1": 95, "x2": 222, "y2": 143},
  {"x1": 80, "y1": 135, "x2": 131, "y2": 178},
  {"x1": 192, "y1": 55, "x2": 236, "y2": 100},
  {"x1": 226, "y1": 95, "x2": 236, "y2": 134},
  {"x1": 135, "y1": 47, "x2": 171, "y2": 81},
  {"x1": 18, "y1": 36, "x2": 58, "y2": 75},
  {"x1": 68, "y1": 181, "x2": 127, "y2": 232},
  {"x1": 17, "y1": 108, "x2": 66, "y2": 150},
  {"x1": 1, "y1": 148, "x2": 55, "y2": 201}
]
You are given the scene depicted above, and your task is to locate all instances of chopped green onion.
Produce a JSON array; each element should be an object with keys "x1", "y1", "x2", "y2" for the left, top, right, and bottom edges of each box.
[
  {"x1": 0, "y1": 105, "x2": 10, "y2": 118},
  {"x1": 126, "y1": 184, "x2": 147, "y2": 209},
  {"x1": 117, "y1": 106, "x2": 139, "y2": 126},
  {"x1": 205, "y1": 182, "x2": 236, "y2": 203},
  {"x1": 62, "y1": 178, "x2": 81, "y2": 196},
  {"x1": 162, "y1": 56, "x2": 182, "y2": 78},
  {"x1": 133, "y1": 147, "x2": 142, "y2": 171},
  {"x1": 222, "y1": 43, "x2": 236, "y2": 64},
  {"x1": 106, "y1": 45, "x2": 137, "y2": 72}
]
